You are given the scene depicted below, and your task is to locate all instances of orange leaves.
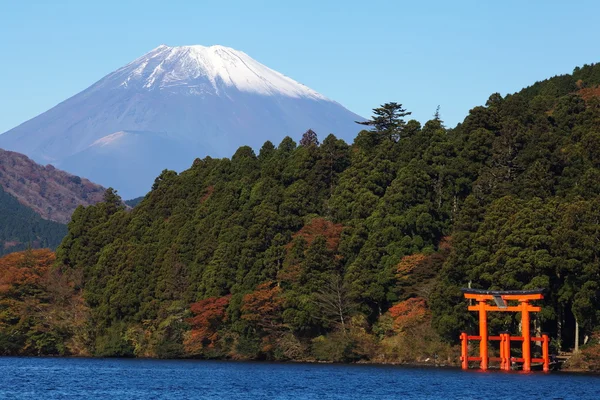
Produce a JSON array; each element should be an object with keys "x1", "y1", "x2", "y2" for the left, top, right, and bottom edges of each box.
[
  {"x1": 388, "y1": 297, "x2": 429, "y2": 331},
  {"x1": 0, "y1": 249, "x2": 55, "y2": 295},
  {"x1": 0, "y1": 249, "x2": 89, "y2": 355},
  {"x1": 241, "y1": 281, "x2": 286, "y2": 355},
  {"x1": 189, "y1": 295, "x2": 230, "y2": 319},
  {"x1": 396, "y1": 238, "x2": 451, "y2": 281},
  {"x1": 396, "y1": 254, "x2": 427, "y2": 280},
  {"x1": 578, "y1": 86, "x2": 600, "y2": 102},
  {"x1": 241, "y1": 281, "x2": 284, "y2": 330},
  {"x1": 184, "y1": 283, "x2": 285, "y2": 357},
  {"x1": 290, "y1": 218, "x2": 344, "y2": 251},
  {"x1": 276, "y1": 263, "x2": 302, "y2": 285},
  {"x1": 185, "y1": 295, "x2": 230, "y2": 353},
  {"x1": 395, "y1": 241, "x2": 451, "y2": 294}
]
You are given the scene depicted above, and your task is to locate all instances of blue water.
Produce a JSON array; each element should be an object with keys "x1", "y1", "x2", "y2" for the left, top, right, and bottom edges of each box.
[{"x1": 0, "y1": 358, "x2": 598, "y2": 399}]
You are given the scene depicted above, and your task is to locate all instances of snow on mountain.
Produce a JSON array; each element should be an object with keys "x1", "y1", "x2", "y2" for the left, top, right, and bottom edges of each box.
[
  {"x1": 109, "y1": 45, "x2": 327, "y2": 99},
  {"x1": 0, "y1": 45, "x2": 364, "y2": 199}
]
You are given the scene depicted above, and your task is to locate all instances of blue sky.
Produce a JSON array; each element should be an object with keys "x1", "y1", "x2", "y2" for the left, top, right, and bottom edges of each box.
[{"x1": 1, "y1": 0, "x2": 599, "y2": 134}]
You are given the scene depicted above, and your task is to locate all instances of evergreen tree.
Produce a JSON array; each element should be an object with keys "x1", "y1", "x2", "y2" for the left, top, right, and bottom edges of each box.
[
  {"x1": 356, "y1": 102, "x2": 412, "y2": 141},
  {"x1": 44, "y1": 62, "x2": 600, "y2": 360},
  {"x1": 299, "y1": 129, "x2": 319, "y2": 147}
]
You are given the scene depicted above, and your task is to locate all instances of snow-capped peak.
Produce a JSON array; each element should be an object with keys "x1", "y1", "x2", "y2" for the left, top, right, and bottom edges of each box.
[{"x1": 104, "y1": 44, "x2": 327, "y2": 100}]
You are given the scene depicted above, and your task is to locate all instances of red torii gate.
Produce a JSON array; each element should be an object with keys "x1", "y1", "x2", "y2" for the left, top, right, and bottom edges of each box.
[{"x1": 460, "y1": 288, "x2": 550, "y2": 372}]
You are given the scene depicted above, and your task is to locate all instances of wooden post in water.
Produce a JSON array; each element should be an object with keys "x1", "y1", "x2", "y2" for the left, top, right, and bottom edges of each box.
[
  {"x1": 542, "y1": 333, "x2": 550, "y2": 372},
  {"x1": 460, "y1": 332, "x2": 469, "y2": 370},
  {"x1": 479, "y1": 300, "x2": 488, "y2": 371},
  {"x1": 504, "y1": 332, "x2": 511, "y2": 371},
  {"x1": 522, "y1": 301, "x2": 531, "y2": 372},
  {"x1": 499, "y1": 332, "x2": 505, "y2": 370}
]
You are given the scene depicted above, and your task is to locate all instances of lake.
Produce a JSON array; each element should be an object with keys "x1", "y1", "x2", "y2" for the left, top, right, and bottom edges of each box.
[{"x1": 0, "y1": 357, "x2": 598, "y2": 399}]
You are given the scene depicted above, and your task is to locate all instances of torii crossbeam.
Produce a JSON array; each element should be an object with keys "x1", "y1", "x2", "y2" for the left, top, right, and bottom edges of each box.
[{"x1": 460, "y1": 288, "x2": 550, "y2": 372}]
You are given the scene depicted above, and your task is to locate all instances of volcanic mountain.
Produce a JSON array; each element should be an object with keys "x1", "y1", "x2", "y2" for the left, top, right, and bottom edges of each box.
[{"x1": 0, "y1": 45, "x2": 364, "y2": 198}]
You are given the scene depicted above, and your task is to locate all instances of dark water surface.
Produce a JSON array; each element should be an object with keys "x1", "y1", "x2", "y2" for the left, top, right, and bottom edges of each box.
[{"x1": 0, "y1": 357, "x2": 598, "y2": 399}]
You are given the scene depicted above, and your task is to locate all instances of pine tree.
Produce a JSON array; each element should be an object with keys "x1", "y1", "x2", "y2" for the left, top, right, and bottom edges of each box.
[
  {"x1": 299, "y1": 129, "x2": 319, "y2": 147},
  {"x1": 356, "y1": 102, "x2": 412, "y2": 141}
]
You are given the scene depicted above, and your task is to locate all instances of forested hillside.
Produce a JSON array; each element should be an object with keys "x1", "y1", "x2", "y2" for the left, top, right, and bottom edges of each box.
[
  {"x1": 0, "y1": 249, "x2": 85, "y2": 355},
  {"x1": 0, "y1": 148, "x2": 105, "y2": 224},
  {"x1": 3, "y1": 63, "x2": 600, "y2": 368},
  {"x1": 0, "y1": 186, "x2": 66, "y2": 256}
]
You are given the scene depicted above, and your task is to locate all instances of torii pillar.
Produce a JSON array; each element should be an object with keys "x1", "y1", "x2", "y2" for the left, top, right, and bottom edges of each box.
[{"x1": 460, "y1": 288, "x2": 548, "y2": 372}]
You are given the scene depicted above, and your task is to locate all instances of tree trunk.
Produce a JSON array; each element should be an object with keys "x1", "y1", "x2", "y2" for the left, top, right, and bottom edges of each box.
[
  {"x1": 575, "y1": 318, "x2": 580, "y2": 353},
  {"x1": 557, "y1": 304, "x2": 563, "y2": 351},
  {"x1": 452, "y1": 195, "x2": 458, "y2": 221},
  {"x1": 337, "y1": 287, "x2": 345, "y2": 332}
]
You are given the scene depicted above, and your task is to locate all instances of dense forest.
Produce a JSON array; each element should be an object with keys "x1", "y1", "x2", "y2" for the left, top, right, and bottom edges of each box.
[
  {"x1": 0, "y1": 186, "x2": 67, "y2": 256},
  {"x1": 124, "y1": 196, "x2": 144, "y2": 208},
  {"x1": 1, "y1": 63, "x2": 600, "y2": 369}
]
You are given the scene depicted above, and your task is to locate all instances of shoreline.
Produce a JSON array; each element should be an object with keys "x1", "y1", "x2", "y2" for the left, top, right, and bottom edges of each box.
[{"x1": 2, "y1": 354, "x2": 598, "y2": 375}]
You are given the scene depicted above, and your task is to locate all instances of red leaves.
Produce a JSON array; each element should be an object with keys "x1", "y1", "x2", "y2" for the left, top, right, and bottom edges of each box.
[
  {"x1": 0, "y1": 249, "x2": 90, "y2": 355},
  {"x1": 241, "y1": 281, "x2": 284, "y2": 329},
  {"x1": 241, "y1": 281, "x2": 285, "y2": 354},
  {"x1": 189, "y1": 295, "x2": 230, "y2": 318},
  {"x1": 290, "y1": 218, "x2": 344, "y2": 251},
  {"x1": 388, "y1": 297, "x2": 428, "y2": 331},
  {"x1": 396, "y1": 238, "x2": 451, "y2": 280},
  {"x1": 185, "y1": 295, "x2": 231, "y2": 352}
]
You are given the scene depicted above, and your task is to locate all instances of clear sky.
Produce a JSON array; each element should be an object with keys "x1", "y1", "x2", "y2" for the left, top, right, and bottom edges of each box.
[{"x1": 1, "y1": 0, "x2": 599, "y2": 134}]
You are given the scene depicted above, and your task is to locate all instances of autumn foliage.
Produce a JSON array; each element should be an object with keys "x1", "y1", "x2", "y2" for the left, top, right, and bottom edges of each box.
[
  {"x1": 18, "y1": 63, "x2": 600, "y2": 368},
  {"x1": 577, "y1": 86, "x2": 600, "y2": 102},
  {"x1": 0, "y1": 148, "x2": 105, "y2": 224},
  {"x1": 241, "y1": 281, "x2": 285, "y2": 354},
  {"x1": 396, "y1": 239, "x2": 450, "y2": 281},
  {"x1": 0, "y1": 249, "x2": 87, "y2": 356},
  {"x1": 0, "y1": 249, "x2": 55, "y2": 294},
  {"x1": 290, "y1": 218, "x2": 344, "y2": 251},
  {"x1": 396, "y1": 254, "x2": 428, "y2": 281},
  {"x1": 241, "y1": 281, "x2": 284, "y2": 330},
  {"x1": 388, "y1": 297, "x2": 429, "y2": 331},
  {"x1": 184, "y1": 295, "x2": 231, "y2": 354}
]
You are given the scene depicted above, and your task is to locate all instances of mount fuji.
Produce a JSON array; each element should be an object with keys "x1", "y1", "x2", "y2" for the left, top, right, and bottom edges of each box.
[{"x1": 0, "y1": 45, "x2": 364, "y2": 198}]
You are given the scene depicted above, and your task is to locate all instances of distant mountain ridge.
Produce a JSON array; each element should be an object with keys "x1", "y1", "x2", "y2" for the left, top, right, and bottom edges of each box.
[
  {"x1": 0, "y1": 44, "x2": 364, "y2": 198},
  {"x1": 0, "y1": 148, "x2": 105, "y2": 224}
]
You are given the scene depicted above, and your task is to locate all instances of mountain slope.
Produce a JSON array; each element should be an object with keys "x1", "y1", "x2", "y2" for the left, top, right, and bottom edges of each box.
[
  {"x1": 53, "y1": 63, "x2": 600, "y2": 361},
  {"x1": 0, "y1": 185, "x2": 66, "y2": 256},
  {"x1": 0, "y1": 45, "x2": 364, "y2": 199},
  {"x1": 58, "y1": 131, "x2": 198, "y2": 199},
  {"x1": 0, "y1": 148, "x2": 105, "y2": 223}
]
